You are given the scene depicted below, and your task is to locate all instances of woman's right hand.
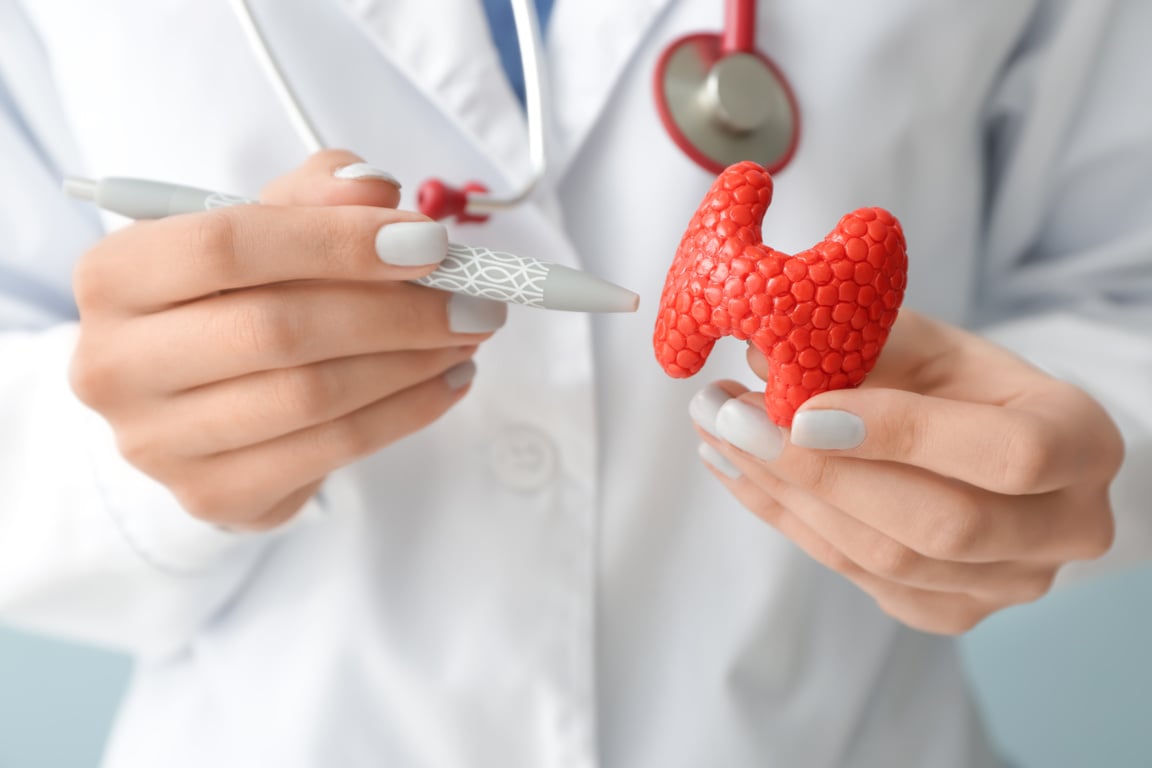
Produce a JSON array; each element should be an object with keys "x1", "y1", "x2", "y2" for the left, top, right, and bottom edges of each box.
[{"x1": 69, "y1": 151, "x2": 505, "y2": 530}]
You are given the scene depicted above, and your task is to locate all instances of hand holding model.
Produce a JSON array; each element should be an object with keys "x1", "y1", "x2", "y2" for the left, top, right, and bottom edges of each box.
[
  {"x1": 692, "y1": 310, "x2": 1122, "y2": 635},
  {"x1": 69, "y1": 150, "x2": 505, "y2": 531},
  {"x1": 656, "y1": 162, "x2": 1122, "y2": 634}
]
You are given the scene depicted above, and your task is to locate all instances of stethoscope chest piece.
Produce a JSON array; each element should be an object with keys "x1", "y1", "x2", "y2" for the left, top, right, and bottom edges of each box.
[{"x1": 655, "y1": 32, "x2": 800, "y2": 175}]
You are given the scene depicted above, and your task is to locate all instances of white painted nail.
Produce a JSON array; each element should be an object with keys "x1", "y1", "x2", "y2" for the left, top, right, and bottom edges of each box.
[
  {"x1": 333, "y1": 163, "x2": 402, "y2": 189},
  {"x1": 444, "y1": 360, "x2": 477, "y2": 391},
  {"x1": 448, "y1": 294, "x2": 508, "y2": 334},
  {"x1": 715, "y1": 399, "x2": 784, "y2": 461},
  {"x1": 689, "y1": 382, "x2": 732, "y2": 438},
  {"x1": 698, "y1": 443, "x2": 741, "y2": 479},
  {"x1": 375, "y1": 221, "x2": 448, "y2": 266},
  {"x1": 790, "y1": 409, "x2": 866, "y2": 450}
]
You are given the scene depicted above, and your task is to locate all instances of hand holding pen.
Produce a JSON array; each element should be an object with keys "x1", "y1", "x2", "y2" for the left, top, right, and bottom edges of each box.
[
  {"x1": 65, "y1": 151, "x2": 610, "y2": 530},
  {"x1": 66, "y1": 173, "x2": 639, "y2": 314}
]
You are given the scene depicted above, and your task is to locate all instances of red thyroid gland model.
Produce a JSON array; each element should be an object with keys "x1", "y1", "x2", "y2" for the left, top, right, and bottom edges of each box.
[{"x1": 654, "y1": 162, "x2": 908, "y2": 427}]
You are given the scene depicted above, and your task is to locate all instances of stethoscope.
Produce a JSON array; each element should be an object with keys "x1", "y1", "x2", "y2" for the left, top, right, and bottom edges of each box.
[{"x1": 229, "y1": 0, "x2": 799, "y2": 224}]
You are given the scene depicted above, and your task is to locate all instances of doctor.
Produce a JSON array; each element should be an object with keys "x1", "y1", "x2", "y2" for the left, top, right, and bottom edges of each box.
[{"x1": 0, "y1": 1, "x2": 1149, "y2": 766}]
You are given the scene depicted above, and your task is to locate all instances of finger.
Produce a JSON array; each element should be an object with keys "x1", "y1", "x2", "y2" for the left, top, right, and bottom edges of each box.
[
  {"x1": 177, "y1": 361, "x2": 477, "y2": 525},
  {"x1": 696, "y1": 451, "x2": 996, "y2": 634},
  {"x1": 700, "y1": 431, "x2": 1063, "y2": 596},
  {"x1": 136, "y1": 346, "x2": 477, "y2": 456},
  {"x1": 261, "y1": 149, "x2": 402, "y2": 209},
  {"x1": 77, "y1": 204, "x2": 447, "y2": 314},
  {"x1": 687, "y1": 379, "x2": 750, "y2": 436},
  {"x1": 706, "y1": 392, "x2": 1110, "y2": 562},
  {"x1": 744, "y1": 314, "x2": 1091, "y2": 495},
  {"x1": 690, "y1": 383, "x2": 1111, "y2": 563},
  {"x1": 746, "y1": 343, "x2": 770, "y2": 381},
  {"x1": 113, "y1": 282, "x2": 504, "y2": 391},
  {"x1": 788, "y1": 386, "x2": 1112, "y2": 494}
]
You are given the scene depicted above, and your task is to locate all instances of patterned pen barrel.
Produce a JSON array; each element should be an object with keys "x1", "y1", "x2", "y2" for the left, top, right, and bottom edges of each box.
[{"x1": 414, "y1": 243, "x2": 639, "y2": 313}]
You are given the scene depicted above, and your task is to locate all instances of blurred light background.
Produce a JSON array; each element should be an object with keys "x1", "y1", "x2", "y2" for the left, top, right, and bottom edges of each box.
[{"x1": 2, "y1": 564, "x2": 1151, "y2": 767}]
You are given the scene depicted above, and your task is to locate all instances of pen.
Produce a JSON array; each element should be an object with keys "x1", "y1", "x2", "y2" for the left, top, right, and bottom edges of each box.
[{"x1": 62, "y1": 176, "x2": 640, "y2": 313}]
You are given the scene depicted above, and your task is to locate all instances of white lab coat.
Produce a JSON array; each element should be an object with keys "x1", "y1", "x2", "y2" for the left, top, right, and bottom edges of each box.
[{"x1": 1, "y1": 0, "x2": 1151, "y2": 765}]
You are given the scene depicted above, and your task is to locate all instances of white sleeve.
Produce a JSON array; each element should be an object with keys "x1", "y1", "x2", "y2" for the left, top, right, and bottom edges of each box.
[
  {"x1": 976, "y1": 0, "x2": 1152, "y2": 579},
  {"x1": 0, "y1": 1, "x2": 308, "y2": 656}
]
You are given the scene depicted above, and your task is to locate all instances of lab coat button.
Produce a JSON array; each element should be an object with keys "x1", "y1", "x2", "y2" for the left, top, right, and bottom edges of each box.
[{"x1": 490, "y1": 425, "x2": 557, "y2": 491}]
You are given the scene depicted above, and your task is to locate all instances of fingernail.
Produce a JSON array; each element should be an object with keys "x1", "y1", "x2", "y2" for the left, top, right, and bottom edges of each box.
[
  {"x1": 790, "y1": 409, "x2": 866, "y2": 450},
  {"x1": 334, "y1": 163, "x2": 402, "y2": 189},
  {"x1": 689, "y1": 382, "x2": 732, "y2": 438},
  {"x1": 375, "y1": 221, "x2": 448, "y2": 266},
  {"x1": 444, "y1": 360, "x2": 477, "y2": 391},
  {"x1": 698, "y1": 443, "x2": 741, "y2": 479},
  {"x1": 715, "y1": 399, "x2": 784, "y2": 461},
  {"x1": 448, "y1": 294, "x2": 508, "y2": 334}
]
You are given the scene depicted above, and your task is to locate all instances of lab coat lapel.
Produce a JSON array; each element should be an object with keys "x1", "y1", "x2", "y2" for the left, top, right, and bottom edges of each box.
[
  {"x1": 339, "y1": 0, "x2": 678, "y2": 189},
  {"x1": 547, "y1": 0, "x2": 678, "y2": 173},
  {"x1": 335, "y1": 0, "x2": 533, "y2": 188}
]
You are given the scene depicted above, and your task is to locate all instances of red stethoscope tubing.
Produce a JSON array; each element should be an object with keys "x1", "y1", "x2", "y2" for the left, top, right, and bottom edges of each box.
[{"x1": 724, "y1": 0, "x2": 756, "y2": 53}]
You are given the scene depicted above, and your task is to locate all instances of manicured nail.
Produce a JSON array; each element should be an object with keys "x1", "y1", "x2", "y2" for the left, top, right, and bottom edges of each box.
[
  {"x1": 790, "y1": 409, "x2": 866, "y2": 450},
  {"x1": 444, "y1": 360, "x2": 477, "y2": 391},
  {"x1": 715, "y1": 399, "x2": 784, "y2": 461},
  {"x1": 689, "y1": 382, "x2": 732, "y2": 438},
  {"x1": 375, "y1": 221, "x2": 448, "y2": 266},
  {"x1": 448, "y1": 294, "x2": 508, "y2": 334},
  {"x1": 333, "y1": 163, "x2": 402, "y2": 189},
  {"x1": 698, "y1": 443, "x2": 741, "y2": 479}
]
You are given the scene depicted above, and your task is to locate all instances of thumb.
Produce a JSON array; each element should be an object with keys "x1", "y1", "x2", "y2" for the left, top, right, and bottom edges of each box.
[{"x1": 261, "y1": 149, "x2": 403, "y2": 209}]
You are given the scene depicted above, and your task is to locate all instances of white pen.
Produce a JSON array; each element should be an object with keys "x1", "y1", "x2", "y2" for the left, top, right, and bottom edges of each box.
[{"x1": 62, "y1": 176, "x2": 640, "y2": 313}]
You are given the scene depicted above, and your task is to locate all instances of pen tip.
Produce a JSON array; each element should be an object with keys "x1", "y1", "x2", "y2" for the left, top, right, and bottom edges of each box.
[
  {"x1": 544, "y1": 265, "x2": 642, "y2": 313},
  {"x1": 62, "y1": 177, "x2": 98, "y2": 201}
]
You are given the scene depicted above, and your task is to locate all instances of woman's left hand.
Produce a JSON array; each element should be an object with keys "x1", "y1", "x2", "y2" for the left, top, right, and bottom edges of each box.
[{"x1": 690, "y1": 309, "x2": 1124, "y2": 634}]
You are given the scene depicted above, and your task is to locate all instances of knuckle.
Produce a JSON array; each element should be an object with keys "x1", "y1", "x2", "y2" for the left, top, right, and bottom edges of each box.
[
  {"x1": 71, "y1": 250, "x2": 114, "y2": 312},
  {"x1": 229, "y1": 299, "x2": 299, "y2": 363},
  {"x1": 750, "y1": 496, "x2": 786, "y2": 527},
  {"x1": 247, "y1": 502, "x2": 304, "y2": 532},
  {"x1": 791, "y1": 454, "x2": 836, "y2": 495},
  {"x1": 822, "y1": 548, "x2": 860, "y2": 578},
  {"x1": 1013, "y1": 570, "x2": 1057, "y2": 604},
  {"x1": 177, "y1": 489, "x2": 227, "y2": 523},
  {"x1": 170, "y1": 474, "x2": 237, "y2": 524},
  {"x1": 275, "y1": 365, "x2": 342, "y2": 423},
  {"x1": 919, "y1": 498, "x2": 986, "y2": 560},
  {"x1": 114, "y1": 430, "x2": 163, "y2": 471},
  {"x1": 864, "y1": 539, "x2": 921, "y2": 581},
  {"x1": 1099, "y1": 420, "x2": 1126, "y2": 477},
  {"x1": 994, "y1": 418, "x2": 1054, "y2": 494},
  {"x1": 1088, "y1": 516, "x2": 1117, "y2": 559},
  {"x1": 874, "y1": 391, "x2": 921, "y2": 459},
  {"x1": 186, "y1": 209, "x2": 243, "y2": 283},
  {"x1": 1076, "y1": 492, "x2": 1116, "y2": 559},
  {"x1": 317, "y1": 415, "x2": 377, "y2": 461},
  {"x1": 68, "y1": 343, "x2": 117, "y2": 407},
  {"x1": 933, "y1": 608, "x2": 985, "y2": 636}
]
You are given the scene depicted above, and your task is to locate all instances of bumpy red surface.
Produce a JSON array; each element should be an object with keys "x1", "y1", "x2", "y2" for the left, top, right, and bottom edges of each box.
[{"x1": 654, "y1": 161, "x2": 908, "y2": 427}]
